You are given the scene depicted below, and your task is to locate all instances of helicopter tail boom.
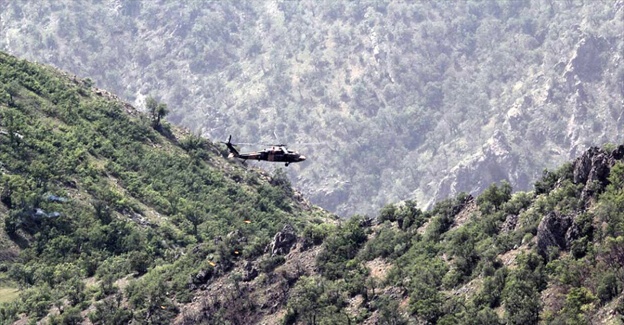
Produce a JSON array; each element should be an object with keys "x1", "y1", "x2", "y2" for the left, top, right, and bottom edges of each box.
[{"x1": 223, "y1": 135, "x2": 240, "y2": 157}]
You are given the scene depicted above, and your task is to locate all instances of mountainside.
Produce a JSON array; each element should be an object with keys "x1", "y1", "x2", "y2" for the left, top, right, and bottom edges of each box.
[
  {"x1": 0, "y1": 51, "x2": 334, "y2": 324},
  {"x1": 2, "y1": 1, "x2": 622, "y2": 215},
  {"x1": 1, "y1": 51, "x2": 624, "y2": 325}
]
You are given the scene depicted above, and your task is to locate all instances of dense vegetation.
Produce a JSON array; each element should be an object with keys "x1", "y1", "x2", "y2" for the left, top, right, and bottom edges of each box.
[
  {"x1": 1, "y1": 1, "x2": 623, "y2": 215},
  {"x1": 275, "y1": 149, "x2": 624, "y2": 324},
  {"x1": 1, "y1": 50, "x2": 623, "y2": 324},
  {"x1": 0, "y1": 51, "x2": 331, "y2": 324}
]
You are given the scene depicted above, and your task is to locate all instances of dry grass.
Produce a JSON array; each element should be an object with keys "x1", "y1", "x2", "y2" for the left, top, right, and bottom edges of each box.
[
  {"x1": 0, "y1": 286, "x2": 19, "y2": 303},
  {"x1": 365, "y1": 257, "x2": 392, "y2": 282}
]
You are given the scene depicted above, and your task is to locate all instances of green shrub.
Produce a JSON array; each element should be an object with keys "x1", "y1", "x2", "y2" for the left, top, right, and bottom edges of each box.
[
  {"x1": 301, "y1": 223, "x2": 334, "y2": 246},
  {"x1": 596, "y1": 271, "x2": 621, "y2": 304},
  {"x1": 477, "y1": 181, "x2": 512, "y2": 214},
  {"x1": 260, "y1": 255, "x2": 286, "y2": 273},
  {"x1": 378, "y1": 204, "x2": 397, "y2": 223},
  {"x1": 316, "y1": 216, "x2": 368, "y2": 280}
]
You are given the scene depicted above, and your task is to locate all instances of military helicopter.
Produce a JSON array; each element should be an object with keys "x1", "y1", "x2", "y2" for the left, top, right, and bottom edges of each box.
[{"x1": 222, "y1": 135, "x2": 306, "y2": 166}]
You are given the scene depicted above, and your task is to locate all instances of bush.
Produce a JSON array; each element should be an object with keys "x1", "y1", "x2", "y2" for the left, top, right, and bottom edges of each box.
[
  {"x1": 377, "y1": 204, "x2": 397, "y2": 223},
  {"x1": 316, "y1": 216, "x2": 368, "y2": 279},
  {"x1": 596, "y1": 271, "x2": 621, "y2": 304},
  {"x1": 475, "y1": 268, "x2": 507, "y2": 308},
  {"x1": 129, "y1": 251, "x2": 150, "y2": 276},
  {"x1": 398, "y1": 200, "x2": 423, "y2": 230},
  {"x1": 0, "y1": 302, "x2": 19, "y2": 324},
  {"x1": 560, "y1": 287, "x2": 596, "y2": 324},
  {"x1": 48, "y1": 306, "x2": 82, "y2": 325},
  {"x1": 301, "y1": 223, "x2": 333, "y2": 246},
  {"x1": 502, "y1": 273, "x2": 540, "y2": 325},
  {"x1": 88, "y1": 294, "x2": 132, "y2": 325},
  {"x1": 477, "y1": 181, "x2": 512, "y2": 214},
  {"x1": 259, "y1": 255, "x2": 286, "y2": 273},
  {"x1": 361, "y1": 224, "x2": 410, "y2": 260}
]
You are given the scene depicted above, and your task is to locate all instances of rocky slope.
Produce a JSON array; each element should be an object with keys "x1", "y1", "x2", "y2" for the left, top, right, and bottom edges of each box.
[
  {"x1": 170, "y1": 143, "x2": 624, "y2": 325},
  {"x1": 0, "y1": 50, "x2": 333, "y2": 324},
  {"x1": 1, "y1": 51, "x2": 624, "y2": 324},
  {"x1": 1, "y1": 1, "x2": 622, "y2": 216}
]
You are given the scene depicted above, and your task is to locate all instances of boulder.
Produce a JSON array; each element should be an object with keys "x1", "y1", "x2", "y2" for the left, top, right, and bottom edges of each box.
[
  {"x1": 572, "y1": 145, "x2": 624, "y2": 202},
  {"x1": 573, "y1": 147, "x2": 610, "y2": 187},
  {"x1": 242, "y1": 261, "x2": 258, "y2": 282},
  {"x1": 612, "y1": 145, "x2": 624, "y2": 160},
  {"x1": 268, "y1": 224, "x2": 297, "y2": 256},
  {"x1": 572, "y1": 147, "x2": 596, "y2": 185},
  {"x1": 536, "y1": 211, "x2": 572, "y2": 258},
  {"x1": 500, "y1": 214, "x2": 519, "y2": 234},
  {"x1": 189, "y1": 268, "x2": 212, "y2": 290}
]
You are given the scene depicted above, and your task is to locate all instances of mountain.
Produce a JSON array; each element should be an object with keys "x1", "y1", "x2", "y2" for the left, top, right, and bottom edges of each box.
[
  {"x1": 2, "y1": 1, "x2": 622, "y2": 216},
  {"x1": 0, "y1": 51, "x2": 334, "y2": 324},
  {"x1": 2, "y1": 50, "x2": 624, "y2": 325}
]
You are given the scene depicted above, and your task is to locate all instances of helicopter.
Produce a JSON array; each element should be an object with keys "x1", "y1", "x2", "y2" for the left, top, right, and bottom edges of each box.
[{"x1": 222, "y1": 135, "x2": 306, "y2": 166}]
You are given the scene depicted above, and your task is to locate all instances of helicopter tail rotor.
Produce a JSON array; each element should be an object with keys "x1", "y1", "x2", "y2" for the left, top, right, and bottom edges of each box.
[{"x1": 221, "y1": 135, "x2": 240, "y2": 157}]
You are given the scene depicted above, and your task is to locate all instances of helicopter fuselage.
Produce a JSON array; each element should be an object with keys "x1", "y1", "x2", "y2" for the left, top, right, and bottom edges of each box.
[{"x1": 225, "y1": 139, "x2": 306, "y2": 166}]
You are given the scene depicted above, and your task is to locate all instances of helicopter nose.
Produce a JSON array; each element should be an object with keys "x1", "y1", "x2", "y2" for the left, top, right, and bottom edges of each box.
[{"x1": 298, "y1": 155, "x2": 306, "y2": 161}]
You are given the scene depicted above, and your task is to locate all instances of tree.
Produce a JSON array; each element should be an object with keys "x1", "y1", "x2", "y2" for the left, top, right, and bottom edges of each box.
[
  {"x1": 89, "y1": 294, "x2": 133, "y2": 324},
  {"x1": 375, "y1": 295, "x2": 407, "y2": 325},
  {"x1": 502, "y1": 270, "x2": 540, "y2": 325},
  {"x1": 270, "y1": 167, "x2": 294, "y2": 197},
  {"x1": 477, "y1": 181, "x2": 512, "y2": 214},
  {"x1": 146, "y1": 96, "x2": 169, "y2": 129},
  {"x1": 559, "y1": 287, "x2": 596, "y2": 324},
  {"x1": 5, "y1": 81, "x2": 20, "y2": 106},
  {"x1": 129, "y1": 251, "x2": 150, "y2": 276},
  {"x1": 285, "y1": 276, "x2": 348, "y2": 325}
]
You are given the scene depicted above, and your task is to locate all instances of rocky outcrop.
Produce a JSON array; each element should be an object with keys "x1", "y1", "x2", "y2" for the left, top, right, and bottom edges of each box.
[
  {"x1": 500, "y1": 214, "x2": 519, "y2": 234},
  {"x1": 242, "y1": 261, "x2": 258, "y2": 282},
  {"x1": 536, "y1": 211, "x2": 573, "y2": 258},
  {"x1": 432, "y1": 130, "x2": 530, "y2": 207},
  {"x1": 268, "y1": 224, "x2": 297, "y2": 257},
  {"x1": 573, "y1": 147, "x2": 610, "y2": 186},
  {"x1": 572, "y1": 145, "x2": 624, "y2": 201},
  {"x1": 536, "y1": 145, "x2": 624, "y2": 258},
  {"x1": 564, "y1": 35, "x2": 608, "y2": 83},
  {"x1": 188, "y1": 269, "x2": 213, "y2": 290}
]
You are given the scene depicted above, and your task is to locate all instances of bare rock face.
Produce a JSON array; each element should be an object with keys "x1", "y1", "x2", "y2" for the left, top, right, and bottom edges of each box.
[
  {"x1": 565, "y1": 35, "x2": 608, "y2": 83},
  {"x1": 573, "y1": 147, "x2": 609, "y2": 186},
  {"x1": 500, "y1": 214, "x2": 519, "y2": 234},
  {"x1": 189, "y1": 269, "x2": 212, "y2": 290},
  {"x1": 268, "y1": 224, "x2": 297, "y2": 257},
  {"x1": 572, "y1": 145, "x2": 624, "y2": 201},
  {"x1": 537, "y1": 144, "x2": 624, "y2": 258},
  {"x1": 432, "y1": 130, "x2": 530, "y2": 208},
  {"x1": 537, "y1": 211, "x2": 573, "y2": 258},
  {"x1": 613, "y1": 145, "x2": 624, "y2": 161}
]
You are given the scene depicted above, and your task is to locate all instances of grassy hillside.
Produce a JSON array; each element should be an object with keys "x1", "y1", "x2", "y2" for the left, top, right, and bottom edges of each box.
[
  {"x1": 0, "y1": 51, "x2": 334, "y2": 324},
  {"x1": 1, "y1": 1, "x2": 622, "y2": 216}
]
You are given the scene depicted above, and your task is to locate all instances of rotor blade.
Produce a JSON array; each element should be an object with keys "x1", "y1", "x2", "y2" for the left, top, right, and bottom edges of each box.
[
  {"x1": 292, "y1": 142, "x2": 326, "y2": 146},
  {"x1": 220, "y1": 141, "x2": 327, "y2": 147}
]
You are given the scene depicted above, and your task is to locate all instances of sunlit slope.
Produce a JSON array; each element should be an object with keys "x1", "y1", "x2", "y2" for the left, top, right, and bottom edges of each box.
[
  {"x1": 1, "y1": 1, "x2": 622, "y2": 216},
  {"x1": 173, "y1": 143, "x2": 624, "y2": 324},
  {"x1": 1, "y1": 51, "x2": 623, "y2": 324},
  {"x1": 0, "y1": 51, "x2": 332, "y2": 323}
]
